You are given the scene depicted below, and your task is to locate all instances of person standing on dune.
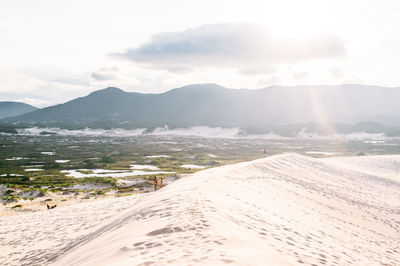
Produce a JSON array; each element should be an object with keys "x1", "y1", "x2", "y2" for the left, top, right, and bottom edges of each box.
[
  {"x1": 159, "y1": 177, "x2": 163, "y2": 189},
  {"x1": 264, "y1": 148, "x2": 268, "y2": 157},
  {"x1": 153, "y1": 176, "x2": 158, "y2": 191}
]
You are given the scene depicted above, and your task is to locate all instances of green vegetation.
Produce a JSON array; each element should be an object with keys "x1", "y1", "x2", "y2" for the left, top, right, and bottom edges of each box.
[
  {"x1": 43, "y1": 163, "x2": 61, "y2": 170},
  {"x1": 98, "y1": 156, "x2": 116, "y2": 164},
  {"x1": 0, "y1": 125, "x2": 17, "y2": 134},
  {"x1": 96, "y1": 190, "x2": 105, "y2": 195},
  {"x1": 115, "y1": 193, "x2": 133, "y2": 197},
  {"x1": 83, "y1": 159, "x2": 95, "y2": 169},
  {"x1": 1, "y1": 131, "x2": 399, "y2": 207}
]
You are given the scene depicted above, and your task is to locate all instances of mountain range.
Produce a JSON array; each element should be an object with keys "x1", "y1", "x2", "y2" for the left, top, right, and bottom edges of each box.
[
  {"x1": 0, "y1": 102, "x2": 37, "y2": 119},
  {"x1": 1, "y1": 84, "x2": 400, "y2": 129}
]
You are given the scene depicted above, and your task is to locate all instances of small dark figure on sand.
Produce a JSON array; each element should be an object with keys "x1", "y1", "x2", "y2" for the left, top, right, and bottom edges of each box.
[
  {"x1": 153, "y1": 176, "x2": 158, "y2": 191},
  {"x1": 47, "y1": 204, "x2": 57, "y2": 209}
]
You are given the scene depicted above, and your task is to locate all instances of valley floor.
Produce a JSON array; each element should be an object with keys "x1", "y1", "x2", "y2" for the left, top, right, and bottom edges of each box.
[{"x1": 1, "y1": 154, "x2": 399, "y2": 265}]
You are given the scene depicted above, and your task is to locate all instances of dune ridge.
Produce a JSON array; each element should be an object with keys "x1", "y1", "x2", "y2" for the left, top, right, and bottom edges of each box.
[{"x1": 1, "y1": 154, "x2": 399, "y2": 265}]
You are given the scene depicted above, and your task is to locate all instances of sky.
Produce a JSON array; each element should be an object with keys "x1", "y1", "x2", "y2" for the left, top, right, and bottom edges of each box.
[{"x1": 1, "y1": 0, "x2": 400, "y2": 107}]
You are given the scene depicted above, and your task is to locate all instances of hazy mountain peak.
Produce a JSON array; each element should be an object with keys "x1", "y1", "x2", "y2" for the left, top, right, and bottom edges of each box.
[
  {"x1": 0, "y1": 101, "x2": 38, "y2": 119},
  {"x1": 89, "y1": 87, "x2": 126, "y2": 96}
]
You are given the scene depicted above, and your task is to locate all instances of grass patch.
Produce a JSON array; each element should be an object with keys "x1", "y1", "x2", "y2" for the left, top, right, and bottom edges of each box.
[{"x1": 115, "y1": 193, "x2": 133, "y2": 197}]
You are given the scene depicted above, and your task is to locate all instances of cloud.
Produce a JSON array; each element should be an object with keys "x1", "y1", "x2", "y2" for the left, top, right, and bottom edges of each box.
[
  {"x1": 91, "y1": 72, "x2": 116, "y2": 81},
  {"x1": 112, "y1": 24, "x2": 346, "y2": 74}
]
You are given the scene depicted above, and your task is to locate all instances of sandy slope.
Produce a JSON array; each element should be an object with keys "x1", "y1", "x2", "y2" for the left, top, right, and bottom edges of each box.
[{"x1": 1, "y1": 154, "x2": 399, "y2": 265}]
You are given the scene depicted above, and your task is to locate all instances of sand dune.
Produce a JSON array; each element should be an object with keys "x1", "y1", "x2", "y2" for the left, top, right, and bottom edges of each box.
[{"x1": 1, "y1": 154, "x2": 399, "y2": 265}]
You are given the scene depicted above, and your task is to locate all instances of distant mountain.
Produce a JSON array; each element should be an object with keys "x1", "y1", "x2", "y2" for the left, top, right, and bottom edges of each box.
[
  {"x1": 2, "y1": 84, "x2": 400, "y2": 128},
  {"x1": 0, "y1": 102, "x2": 38, "y2": 119}
]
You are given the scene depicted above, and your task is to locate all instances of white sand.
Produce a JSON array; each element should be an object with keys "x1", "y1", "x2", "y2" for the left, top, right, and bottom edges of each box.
[
  {"x1": 5, "y1": 157, "x2": 24, "y2": 161},
  {"x1": 1, "y1": 154, "x2": 399, "y2": 265},
  {"x1": 305, "y1": 151, "x2": 340, "y2": 156},
  {"x1": 55, "y1": 160, "x2": 70, "y2": 163},
  {"x1": 130, "y1": 164, "x2": 160, "y2": 170},
  {"x1": 180, "y1": 164, "x2": 205, "y2": 169},
  {"x1": 41, "y1": 152, "x2": 56, "y2": 155},
  {"x1": 145, "y1": 155, "x2": 170, "y2": 158}
]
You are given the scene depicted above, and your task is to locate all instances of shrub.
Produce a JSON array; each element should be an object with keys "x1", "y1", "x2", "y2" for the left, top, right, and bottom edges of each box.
[
  {"x1": 43, "y1": 163, "x2": 60, "y2": 169},
  {"x1": 83, "y1": 159, "x2": 95, "y2": 169},
  {"x1": 98, "y1": 156, "x2": 116, "y2": 164}
]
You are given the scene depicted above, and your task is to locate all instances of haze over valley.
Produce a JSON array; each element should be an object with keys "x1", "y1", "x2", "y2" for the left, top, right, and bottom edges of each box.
[{"x1": 1, "y1": 83, "x2": 400, "y2": 140}]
